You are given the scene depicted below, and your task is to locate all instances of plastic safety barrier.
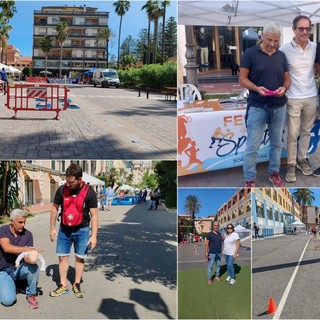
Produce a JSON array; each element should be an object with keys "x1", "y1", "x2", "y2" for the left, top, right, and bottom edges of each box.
[{"x1": 5, "y1": 83, "x2": 69, "y2": 120}]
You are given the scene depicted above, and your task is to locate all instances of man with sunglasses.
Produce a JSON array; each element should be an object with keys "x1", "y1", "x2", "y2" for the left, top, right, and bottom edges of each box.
[
  {"x1": 280, "y1": 16, "x2": 317, "y2": 183},
  {"x1": 205, "y1": 222, "x2": 224, "y2": 285}
]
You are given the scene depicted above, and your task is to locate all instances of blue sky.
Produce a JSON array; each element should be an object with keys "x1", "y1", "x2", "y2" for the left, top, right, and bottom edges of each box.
[
  {"x1": 178, "y1": 188, "x2": 240, "y2": 218},
  {"x1": 9, "y1": 0, "x2": 177, "y2": 57},
  {"x1": 178, "y1": 188, "x2": 320, "y2": 218}
]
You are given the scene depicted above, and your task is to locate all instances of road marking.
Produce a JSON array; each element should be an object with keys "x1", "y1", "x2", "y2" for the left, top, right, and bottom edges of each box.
[{"x1": 273, "y1": 236, "x2": 311, "y2": 320}]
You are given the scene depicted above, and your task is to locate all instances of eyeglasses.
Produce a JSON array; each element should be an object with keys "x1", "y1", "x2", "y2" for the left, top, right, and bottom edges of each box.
[
  {"x1": 227, "y1": 227, "x2": 233, "y2": 229},
  {"x1": 296, "y1": 27, "x2": 312, "y2": 33}
]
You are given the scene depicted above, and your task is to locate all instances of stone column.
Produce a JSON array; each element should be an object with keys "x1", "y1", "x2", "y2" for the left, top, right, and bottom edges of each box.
[{"x1": 184, "y1": 25, "x2": 198, "y2": 86}]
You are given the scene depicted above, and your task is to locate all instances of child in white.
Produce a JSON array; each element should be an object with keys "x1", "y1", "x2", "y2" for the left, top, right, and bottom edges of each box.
[
  {"x1": 223, "y1": 224, "x2": 240, "y2": 285},
  {"x1": 15, "y1": 250, "x2": 46, "y2": 271}
]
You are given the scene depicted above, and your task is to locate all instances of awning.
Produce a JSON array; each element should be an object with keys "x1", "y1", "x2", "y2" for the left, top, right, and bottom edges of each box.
[
  {"x1": 178, "y1": 1, "x2": 320, "y2": 26},
  {"x1": 50, "y1": 174, "x2": 62, "y2": 183},
  {"x1": 23, "y1": 169, "x2": 43, "y2": 181}
]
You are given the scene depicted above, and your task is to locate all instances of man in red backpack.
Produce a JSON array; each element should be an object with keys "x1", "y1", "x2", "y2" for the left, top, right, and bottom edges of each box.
[{"x1": 49, "y1": 163, "x2": 98, "y2": 298}]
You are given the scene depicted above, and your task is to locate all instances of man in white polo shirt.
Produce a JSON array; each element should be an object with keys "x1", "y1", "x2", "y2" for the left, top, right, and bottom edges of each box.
[{"x1": 280, "y1": 15, "x2": 317, "y2": 183}]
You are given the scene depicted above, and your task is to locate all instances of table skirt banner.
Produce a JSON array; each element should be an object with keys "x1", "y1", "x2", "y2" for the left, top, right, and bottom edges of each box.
[{"x1": 178, "y1": 107, "x2": 320, "y2": 176}]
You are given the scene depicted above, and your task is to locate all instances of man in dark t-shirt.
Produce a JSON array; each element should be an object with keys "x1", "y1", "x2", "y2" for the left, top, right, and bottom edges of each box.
[
  {"x1": 0, "y1": 209, "x2": 42, "y2": 308},
  {"x1": 239, "y1": 22, "x2": 290, "y2": 188},
  {"x1": 49, "y1": 163, "x2": 98, "y2": 298},
  {"x1": 205, "y1": 222, "x2": 224, "y2": 284}
]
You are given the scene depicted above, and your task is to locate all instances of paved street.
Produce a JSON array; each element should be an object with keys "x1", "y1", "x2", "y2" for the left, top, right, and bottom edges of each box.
[
  {"x1": 252, "y1": 234, "x2": 320, "y2": 319},
  {"x1": 0, "y1": 84, "x2": 176, "y2": 159},
  {"x1": 0, "y1": 202, "x2": 177, "y2": 319}
]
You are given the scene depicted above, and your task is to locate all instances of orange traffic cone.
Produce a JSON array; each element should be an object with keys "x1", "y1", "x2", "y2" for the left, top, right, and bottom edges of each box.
[{"x1": 267, "y1": 297, "x2": 277, "y2": 314}]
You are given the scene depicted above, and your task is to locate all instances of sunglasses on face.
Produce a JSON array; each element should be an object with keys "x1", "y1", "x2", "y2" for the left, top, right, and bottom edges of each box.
[
  {"x1": 227, "y1": 227, "x2": 233, "y2": 229},
  {"x1": 296, "y1": 27, "x2": 311, "y2": 33}
]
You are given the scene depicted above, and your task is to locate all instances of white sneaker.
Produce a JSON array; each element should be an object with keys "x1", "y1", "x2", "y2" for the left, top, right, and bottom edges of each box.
[
  {"x1": 226, "y1": 276, "x2": 231, "y2": 282},
  {"x1": 230, "y1": 279, "x2": 236, "y2": 285}
]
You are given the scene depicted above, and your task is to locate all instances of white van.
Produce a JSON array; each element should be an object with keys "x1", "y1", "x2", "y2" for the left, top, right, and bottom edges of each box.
[{"x1": 92, "y1": 68, "x2": 120, "y2": 88}]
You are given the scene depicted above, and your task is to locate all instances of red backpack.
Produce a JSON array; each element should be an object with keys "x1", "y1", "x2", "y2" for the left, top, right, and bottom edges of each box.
[{"x1": 62, "y1": 181, "x2": 90, "y2": 227}]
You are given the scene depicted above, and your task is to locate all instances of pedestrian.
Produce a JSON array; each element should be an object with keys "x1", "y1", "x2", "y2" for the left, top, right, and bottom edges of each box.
[
  {"x1": 205, "y1": 222, "x2": 224, "y2": 285},
  {"x1": 49, "y1": 163, "x2": 98, "y2": 298},
  {"x1": 280, "y1": 16, "x2": 317, "y2": 182},
  {"x1": 99, "y1": 186, "x2": 105, "y2": 211},
  {"x1": 148, "y1": 189, "x2": 156, "y2": 210},
  {"x1": 253, "y1": 222, "x2": 260, "y2": 239},
  {"x1": 105, "y1": 186, "x2": 115, "y2": 211},
  {"x1": 0, "y1": 209, "x2": 43, "y2": 309},
  {"x1": 1, "y1": 67, "x2": 8, "y2": 94},
  {"x1": 223, "y1": 224, "x2": 240, "y2": 285},
  {"x1": 239, "y1": 22, "x2": 290, "y2": 187},
  {"x1": 142, "y1": 189, "x2": 147, "y2": 202}
]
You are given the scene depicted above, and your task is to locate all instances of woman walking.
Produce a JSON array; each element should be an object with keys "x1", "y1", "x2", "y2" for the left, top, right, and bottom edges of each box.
[{"x1": 224, "y1": 224, "x2": 240, "y2": 285}]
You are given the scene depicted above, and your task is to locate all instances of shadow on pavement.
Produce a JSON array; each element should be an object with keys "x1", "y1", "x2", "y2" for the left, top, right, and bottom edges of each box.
[
  {"x1": 46, "y1": 264, "x2": 77, "y2": 286},
  {"x1": 129, "y1": 288, "x2": 173, "y2": 319},
  {"x1": 86, "y1": 204, "x2": 176, "y2": 289},
  {"x1": 253, "y1": 257, "x2": 320, "y2": 274},
  {"x1": 98, "y1": 298, "x2": 138, "y2": 319}
]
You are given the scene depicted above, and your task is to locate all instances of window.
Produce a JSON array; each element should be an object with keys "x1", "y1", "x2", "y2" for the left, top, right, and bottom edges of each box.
[{"x1": 25, "y1": 179, "x2": 33, "y2": 204}]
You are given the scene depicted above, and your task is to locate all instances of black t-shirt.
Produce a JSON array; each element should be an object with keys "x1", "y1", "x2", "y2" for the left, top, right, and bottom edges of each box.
[
  {"x1": 240, "y1": 45, "x2": 288, "y2": 108},
  {"x1": 54, "y1": 184, "x2": 97, "y2": 228},
  {"x1": 0, "y1": 225, "x2": 33, "y2": 270},
  {"x1": 206, "y1": 231, "x2": 223, "y2": 254}
]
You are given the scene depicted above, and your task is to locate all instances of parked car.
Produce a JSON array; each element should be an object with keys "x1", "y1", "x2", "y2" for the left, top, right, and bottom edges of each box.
[{"x1": 92, "y1": 68, "x2": 120, "y2": 88}]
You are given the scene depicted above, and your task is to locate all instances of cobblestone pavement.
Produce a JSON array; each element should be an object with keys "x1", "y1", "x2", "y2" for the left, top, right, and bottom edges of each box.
[
  {"x1": 0, "y1": 201, "x2": 177, "y2": 319},
  {"x1": 0, "y1": 84, "x2": 176, "y2": 159}
]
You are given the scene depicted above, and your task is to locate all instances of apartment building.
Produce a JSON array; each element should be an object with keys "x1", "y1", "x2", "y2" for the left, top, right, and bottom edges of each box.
[
  {"x1": 215, "y1": 188, "x2": 252, "y2": 233},
  {"x1": 33, "y1": 5, "x2": 109, "y2": 75},
  {"x1": 252, "y1": 188, "x2": 301, "y2": 238}
]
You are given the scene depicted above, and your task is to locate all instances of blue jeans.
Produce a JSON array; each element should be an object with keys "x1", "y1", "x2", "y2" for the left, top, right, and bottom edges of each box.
[
  {"x1": 224, "y1": 254, "x2": 235, "y2": 279},
  {"x1": 0, "y1": 263, "x2": 39, "y2": 306},
  {"x1": 244, "y1": 105, "x2": 286, "y2": 181},
  {"x1": 207, "y1": 253, "x2": 221, "y2": 280},
  {"x1": 57, "y1": 226, "x2": 90, "y2": 259}
]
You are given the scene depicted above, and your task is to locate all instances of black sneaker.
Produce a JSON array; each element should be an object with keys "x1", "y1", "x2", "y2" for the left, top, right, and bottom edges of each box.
[
  {"x1": 72, "y1": 283, "x2": 84, "y2": 298},
  {"x1": 313, "y1": 167, "x2": 320, "y2": 177}
]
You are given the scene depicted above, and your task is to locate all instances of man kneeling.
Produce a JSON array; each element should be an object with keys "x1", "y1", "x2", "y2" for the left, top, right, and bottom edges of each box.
[{"x1": 0, "y1": 209, "x2": 43, "y2": 309}]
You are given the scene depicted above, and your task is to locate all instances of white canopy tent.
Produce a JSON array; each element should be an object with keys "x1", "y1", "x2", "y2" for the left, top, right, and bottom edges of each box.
[
  {"x1": 178, "y1": 1, "x2": 320, "y2": 26},
  {"x1": 234, "y1": 224, "x2": 251, "y2": 233},
  {"x1": 118, "y1": 184, "x2": 135, "y2": 191},
  {"x1": 291, "y1": 220, "x2": 306, "y2": 226},
  {"x1": 60, "y1": 172, "x2": 105, "y2": 187}
]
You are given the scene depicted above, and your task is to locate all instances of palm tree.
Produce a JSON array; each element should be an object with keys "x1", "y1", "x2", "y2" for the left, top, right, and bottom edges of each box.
[
  {"x1": 39, "y1": 36, "x2": 52, "y2": 76},
  {"x1": 160, "y1": 1, "x2": 170, "y2": 64},
  {"x1": 0, "y1": 161, "x2": 21, "y2": 217},
  {"x1": 0, "y1": 23, "x2": 11, "y2": 63},
  {"x1": 141, "y1": 1, "x2": 156, "y2": 65},
  {"x1": 292, "y1": 188, "x2": 315, "y2": 220},
  {"x1": 151, "y1": 1, "x2": 163, "y2": 64},
  {"x1": 0, "y1": 0, "x2": 16, "y2": 23},
  {"x1": 113, "y1": 0, "x2": 130, "y2": 69},
  {"x1": 56, "y1": 21, "x2": 69, "y2": 78},
  {"x1": 95, "y1": 27, "x2": 116, "y2": 68},
  {"x1": 183, "y1": 194, "x2": 201, "y2": 233}
]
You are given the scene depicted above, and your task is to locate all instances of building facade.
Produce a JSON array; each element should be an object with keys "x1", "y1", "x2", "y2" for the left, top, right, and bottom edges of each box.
[
  {"x1": 215, "y1": 188, "x2": 252, "y2": 234},
  {"x1": 33, "y1": 5, "x2": 109, "y2": 75},
  {"x1": 252, "y1": 188, "x2": 301, "y2": 238}
]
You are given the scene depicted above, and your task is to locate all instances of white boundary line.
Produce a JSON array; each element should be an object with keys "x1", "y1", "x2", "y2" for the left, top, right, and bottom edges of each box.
[{"x1": 272, "y1": 236, "x2": 311, "y2": 320}]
